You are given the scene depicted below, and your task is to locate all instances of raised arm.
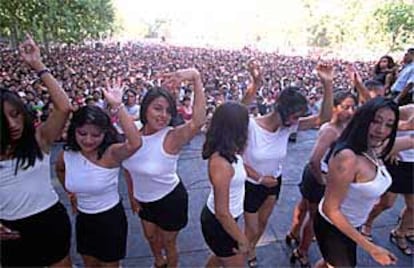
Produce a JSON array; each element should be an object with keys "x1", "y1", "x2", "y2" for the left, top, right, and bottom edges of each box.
[
  {"x1": 241, "y1": 59, "x2": 263, "y2": 105},
  {"x1": 298, "y1": 63, "x2": 333, "y2": 131},
  {"x1": 20, "y1": 34, "x2": 71, "y2": 152},
  {"x1": 104, "y1": 78, "x2": 142, "y2": 163},
  {"x1": 347, "y1": 64, "x2": 371, "y2": 104},
  {"x1": 163, "y1": 68, "x2": 206, "y2": 154}
]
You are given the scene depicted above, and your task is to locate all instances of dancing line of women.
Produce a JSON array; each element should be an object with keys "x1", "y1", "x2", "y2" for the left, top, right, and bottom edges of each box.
[{"x1": 1, "y1": 36, "x2": 413, "y2": 268}]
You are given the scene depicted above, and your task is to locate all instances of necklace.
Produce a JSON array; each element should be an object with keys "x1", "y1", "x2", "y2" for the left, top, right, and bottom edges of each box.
[{"x1": 363, "y1": 149, "x2": 380, "y2": 166}]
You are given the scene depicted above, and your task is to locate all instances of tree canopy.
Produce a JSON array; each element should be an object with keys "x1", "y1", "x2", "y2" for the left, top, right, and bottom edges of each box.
[{"x1": 0, "y1": 0, "x2": 116, "y2": 48}]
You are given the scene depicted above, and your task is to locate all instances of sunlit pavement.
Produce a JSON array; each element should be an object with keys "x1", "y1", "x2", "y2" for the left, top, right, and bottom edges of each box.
[{"x1": 51, "y1": 130, "x2": 413, "y2": 267}]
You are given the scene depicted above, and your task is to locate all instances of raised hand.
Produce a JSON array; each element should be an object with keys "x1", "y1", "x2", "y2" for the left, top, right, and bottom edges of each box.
[
  {"x1": 160, "y1": 68, "x2": 201, "y2": 91},
  {"x1": 346, "y1": 64, "x2": 362, "y2": 86},
  {"x1": 19, "y1": 33, "x2": 42, "y2": 69},
  {"x1": 104, "y1": 77, "x2": 125, "y2": 107},
  {"x1": 247, "y1": 58, "x2": 262, "y2": 86},
  {"x1": 316, "y1": 63, "x2": 334, "y2": 83}
]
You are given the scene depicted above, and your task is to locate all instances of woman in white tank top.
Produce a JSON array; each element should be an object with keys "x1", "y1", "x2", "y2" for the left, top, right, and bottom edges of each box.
[
  {"x1": 362, "y1": 103, "x2": 414, "y2": 256},
  {"x1": 286, "y1": 91, "x2": 357, "y2": 267},
  {"x1": 314, "y1": 97, "x2": 413, "y2": 267},
  {"x1": 200, "y1": 102, "x2": 250, "y2": 267},
  {"x1": 123, "y1": 68, "x2": 206, "y2": 268},
  {"x1": 240, "y1": 60, "x2": 334, "y2": 267},
  {"x1": 0, "y1": 35, "x2": 72, "y2": 267},
  {"x1": 55, "y1": 81, "x2": 142, "y2": 267}
]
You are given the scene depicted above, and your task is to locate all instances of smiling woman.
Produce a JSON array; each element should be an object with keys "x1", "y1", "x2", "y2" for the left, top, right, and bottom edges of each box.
[
  {"x1": 314, "y1": 97, "x2": 401, "y2": 268},
  {"x1": 122, "y1": 68, "x2": 206, "y2": 268},
  {"x1": 55, "y1": 80, "x2": 142, "y2": 267}
]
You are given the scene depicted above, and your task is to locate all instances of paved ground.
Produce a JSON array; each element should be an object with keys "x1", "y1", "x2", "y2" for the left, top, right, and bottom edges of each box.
[{"x1": 51, "y1": 130, "x2": 413, "y2": 267}]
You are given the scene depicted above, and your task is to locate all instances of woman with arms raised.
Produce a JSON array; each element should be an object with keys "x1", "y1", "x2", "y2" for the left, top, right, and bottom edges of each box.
[
  {"x1": 0, "y1": 35, "x2": 72, "y2": 267},
  {"x1": 123, "y1": 68, "x2": 206, "y2": 268}
]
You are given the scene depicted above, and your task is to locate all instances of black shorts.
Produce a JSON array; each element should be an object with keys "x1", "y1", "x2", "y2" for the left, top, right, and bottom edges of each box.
[
  {"x1": 386, "y1": 161, "x2": 414, "y2": 194},
  {"x1": 76, "y1": 201, "x2": 128, "y2": 262},
  {"x1": 1, "y1": 202, "x2": 71, "y2": 267},
  {"x1": 244, "y1": 176, "x2": 282, "y2": 213},
  {"x1": 200, "y1": 205, "x2": 240, "y2": 258},
  {"x1": 299, "y1": 164, "x2": 326, "y2": 204},
  {"x1": 314, "y1": 211, "x2": 357, "y2": 267},
  {"x1": 139, "y1": 181, "x2": 188, "y2": 231}
]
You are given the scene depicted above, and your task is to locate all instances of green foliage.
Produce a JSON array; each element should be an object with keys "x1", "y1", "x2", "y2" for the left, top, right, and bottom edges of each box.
[
  {"x1": 374, "y1": 0, "x2": 414, "y2": 51},
  {"x1": 0, "y1": 0, "x2": 116, "y2": 47},
  {"x1": 301, "y1": 0, "x2": 413, "y2": 53}
]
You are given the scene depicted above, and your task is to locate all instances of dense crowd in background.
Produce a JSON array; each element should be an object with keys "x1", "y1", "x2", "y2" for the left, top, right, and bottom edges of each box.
[{"x1": 1, "y1": 41, "x2": 380, "y2": 126}]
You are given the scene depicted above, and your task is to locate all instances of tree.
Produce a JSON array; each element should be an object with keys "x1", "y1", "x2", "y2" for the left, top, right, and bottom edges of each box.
[
  {"x1": 0, "y1": 0, "x2": 116, "y2": 48},
  {"x1": 374, "y1": 0, "x2": 414, "y2": 52}
]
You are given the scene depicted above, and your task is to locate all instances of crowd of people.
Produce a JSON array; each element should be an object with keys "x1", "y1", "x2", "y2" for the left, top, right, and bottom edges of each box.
[
  {"x1": 0, "y1": 39, "x2": 380, "y2": 124},
  {"x1": 1, "y1": 34, "x2": 413, "y2": 268}
]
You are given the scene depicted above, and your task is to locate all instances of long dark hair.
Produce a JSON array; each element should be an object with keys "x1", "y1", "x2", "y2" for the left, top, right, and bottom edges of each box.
[
  {"x1": 0, "y1": 88, "x2": 43, "y2": 174},
  {"x1": 65, "y1": 105, "x2": 120, "y2": 159},
  {"x1": 333, "y1": 97, "x2": 399, "y2": 158},
  {"x1": 374, "y1": 55, "x2": 395, "y2": 74},
  {"x1": 202, "y1": 102, "x2": 249, "y2": 164},
  {"x1": 139, "y1": 88, "x2": 177, "y2": 126}
]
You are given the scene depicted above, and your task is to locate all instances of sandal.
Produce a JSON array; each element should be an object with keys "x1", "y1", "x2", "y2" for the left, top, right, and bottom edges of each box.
[
  {"x1": 285, "y1": 232, "x2": 300, "y2": 247},
  {"x1": 406, "y1": 228, "x2": 414, "y2": 243},
  {"x1": 290, "y1": 248, "x2": 310, "y2": 268},
  {"x1": 389, "y1": 229, "x2": 413, "y2": 256},
  {"x1": 152, "y1": 256, "x2": 167, "y2": 268},
  {"x1": 360, "y1": 224, "x2": 373, "y2": 242},
  {"x1": 247, "y1": 256, "x2": 258, "y2": 268},
  {"x1": 406, "y1": 234, "x2": 414, "y2": 244}
]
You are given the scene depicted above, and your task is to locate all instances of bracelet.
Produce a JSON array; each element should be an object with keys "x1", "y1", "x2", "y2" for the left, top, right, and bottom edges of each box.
[
  {"x1": 37, "y1": 68, "x2": 50, "y2": 78},
  {"x1": 258, "y1": 176, "x2": 264, "y2": 184},
  {"x1": 110, "y1": 103, "x2": 125, "y2": 115}
]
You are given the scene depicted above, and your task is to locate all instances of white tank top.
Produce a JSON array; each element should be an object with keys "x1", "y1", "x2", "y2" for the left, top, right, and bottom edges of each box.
[
  {"x1": 0, "y1": 154, "x2": 58, "y2": 220},
  {"x1": 122, "y1": 127, "x2": 180, "y2": 202},
  {"x1": 64, "y1": 151, "x2": 120, "y2": 214},
  {"x1": 243, "y1": 118, "x2": 297, "y2": 184},
  {"x1": 319, "y1": 153, "x2": 392, "y2": 227},
  {"x1": 397, "y1": 130, "x2": 414, "y2": 162},
  {"x1": 207, "y1": 155, "x2": 246, "y2": 218}
]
